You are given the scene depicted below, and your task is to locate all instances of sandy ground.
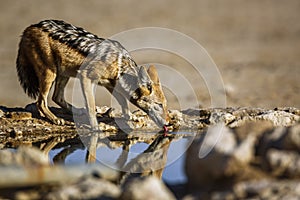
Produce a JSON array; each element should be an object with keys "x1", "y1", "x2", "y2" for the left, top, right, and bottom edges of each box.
[{"x1": 0, "y1": 0, "x2": 300, "y2": 110}]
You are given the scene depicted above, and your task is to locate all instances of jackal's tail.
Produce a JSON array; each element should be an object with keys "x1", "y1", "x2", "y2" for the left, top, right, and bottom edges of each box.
[{"x1": 16, "y1": 38, "x2": 39, "y2": 99}]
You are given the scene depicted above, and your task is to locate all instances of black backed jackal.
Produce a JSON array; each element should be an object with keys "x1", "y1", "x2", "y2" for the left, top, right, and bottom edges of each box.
[{"x1": 16, "y1": 20, "x2": 169, "y2": 129}]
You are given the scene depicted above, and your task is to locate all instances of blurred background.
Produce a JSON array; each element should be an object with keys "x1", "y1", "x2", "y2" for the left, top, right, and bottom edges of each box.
[{"x1": 1, "y1": 0, "x2": 300, "y2": 110}]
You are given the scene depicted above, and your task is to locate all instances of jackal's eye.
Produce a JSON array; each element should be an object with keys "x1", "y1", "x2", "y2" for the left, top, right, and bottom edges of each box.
[
  {"x1": 147, "y1": 83, "x2": 152, "y2": 93},
  {"x1": 154, "y1": 103, "x2": 163, "y2": 111}
]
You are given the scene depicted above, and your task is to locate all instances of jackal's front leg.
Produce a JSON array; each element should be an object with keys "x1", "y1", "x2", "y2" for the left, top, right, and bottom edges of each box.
[
  {"x1": 79, "y1": 74, "x2": 98, "y2": 130},
  {"x1": 108, "y1": 88, "x2": 131, "y2": 120}
]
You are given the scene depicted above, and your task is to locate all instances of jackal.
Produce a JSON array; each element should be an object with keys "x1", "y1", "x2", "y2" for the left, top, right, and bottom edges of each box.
[{"x1": 16, "y1": 19, "x2": 169, "y2": 129}]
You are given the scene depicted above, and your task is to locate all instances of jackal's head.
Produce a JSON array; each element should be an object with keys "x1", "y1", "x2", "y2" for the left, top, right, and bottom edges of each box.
[{"x1": 135, "y1": 65, "x2": 169, "y2": 127}]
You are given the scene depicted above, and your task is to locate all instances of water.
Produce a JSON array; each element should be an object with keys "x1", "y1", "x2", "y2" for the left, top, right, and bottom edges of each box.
[
  {"x1": 48, "y1": 134, "x2": 193, "y2": 184},
  {"x1": 163, "y1": 138, "x2": 189, "y2": 183}
]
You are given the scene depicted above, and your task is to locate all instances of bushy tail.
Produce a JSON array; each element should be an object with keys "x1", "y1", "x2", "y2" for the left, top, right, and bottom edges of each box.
[{"x1": 16, "y1": 38, "x2": 39, "y2": 99}]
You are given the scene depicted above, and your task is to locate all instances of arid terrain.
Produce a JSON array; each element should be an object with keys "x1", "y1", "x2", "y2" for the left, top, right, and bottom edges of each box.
[
  {"x1": 1, "y1": 0, "x2": 300, "y2": 109},
  {"x1": 0, "y1": 0, "x2": 300, "y2": 199}
]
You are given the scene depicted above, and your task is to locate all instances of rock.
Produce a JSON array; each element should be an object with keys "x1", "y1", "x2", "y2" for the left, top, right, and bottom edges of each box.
[
  {"x1": 98, "y1": 122, "x2": 118, "y2": 132},
  {"x1": 281, "y1": 124, "x2": 300, "y2": 151},
  {"x1": 168, "y1": 109, "x2": 183, "y2": 129},
  {"x1": 257, "y1": 126, "x2": 287, "y2": 157},
  {"x1": 233, "y1": 179, "x2": 300, "y2": 199},
  {"x1": 199, "y1": 125, "x2": 237, "y2": 157},
  {"x1": 15, "y1": 190, "x2": 40, "y2": 200},
  {"x1": 210, "y1": 191, "x2": 236, "y2": 200},
  {"x1": 7, "y1": 111, "x2": 32, "y2": 120},
  {"x1": 0, "y1": 109, "x2": 4, "y2": 118},
  {"x1": 233, "y1": 121, "x2": 274, "y2": 141},
  {"x1": 185, "y1": 125, "x2": 238, "y2": 189},
  {"x1": 186, "y1": 123, "x2": 269, "y2": 191},
  {"x1": 257, "y1": 110, "x2": 300, "y2": 126},
  {"x1": 130, "y1": 109, "x2": 157, "y2": 129},
  {"x1": 1, "y1": 105, "x2": 300, "y2": 199},
  {"x1": 120, "y1": 176, "x2": 176, "y2": 200},
  {"x1": 95, "y1": 106, "x2": 111, "y2": 115},
  {"x1": 233, "y1": 179, "x2": 270, "y2": 199},
  {"x1": 266, "y1": 149, "x2": 300, "y2": 178},
  {"x1": 96, "y1": 106, "x2": 123, "y2": 118},
  {"x1": 233, "y1": 133, "x2": 256, "y2": 164},
  {"x1": 209, "y1": 111, "x2": 235, "y2": 125},
  {"x1": 47, "y1": 176, "x2": 121, "y2": 200},
  {"x1": 258, "y1": 124, "x2": 300, "y2": 158},
  {"x1": 232, "y1": 121, "x2": 273, "y2": 165},
  {"x1": 9, "y1": 128, "x2": 23, "y2": 138},
  {"x1": 0, "y1": 146, "x2": 49, "y2": 166},
  {"x1": 184, "y1": 179, "x2": 300, "y2": 199}
]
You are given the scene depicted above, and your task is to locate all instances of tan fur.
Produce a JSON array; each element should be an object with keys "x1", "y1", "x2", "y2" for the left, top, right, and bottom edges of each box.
[
  {"x1": 147, "y1": 65, "x2": 169, "y2": 122},
  {"x1": 16, "y1": 20, "x2": 169, "y2": 129},
  {"x1": 18, "y1": 26, "x2": 86, "y2": 124}
]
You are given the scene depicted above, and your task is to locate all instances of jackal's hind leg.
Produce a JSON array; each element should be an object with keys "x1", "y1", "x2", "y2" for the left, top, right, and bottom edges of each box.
[
  {"x1": 52, "y1": 76, "x2": 83, "y2": 115},
  {"x1": 37, "y1": 71, "x2": 65, "y2": 125}
]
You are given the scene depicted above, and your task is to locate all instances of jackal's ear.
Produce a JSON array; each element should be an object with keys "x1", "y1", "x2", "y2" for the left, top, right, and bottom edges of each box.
[
  {"x1": 139, "y1": 66, "x2": 151, "y2": 84},
  {"x1": 147, "y1": 65, "x2": 160, "y2": 84}
]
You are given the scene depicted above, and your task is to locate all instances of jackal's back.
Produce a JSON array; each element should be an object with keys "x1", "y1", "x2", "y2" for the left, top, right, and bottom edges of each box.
[
  {"x1": 33, "y1": 20, "x2": 105, "y2": 55},
  {"x1": 16, "y1": 19, "x2": 128, "y2": 99}
]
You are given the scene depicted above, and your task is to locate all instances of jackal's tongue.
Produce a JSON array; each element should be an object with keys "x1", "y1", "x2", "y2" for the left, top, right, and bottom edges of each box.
[
  {"x1": 163, "y1": 125, "x2": 168, "y2": 132},
  {"x1": 163, "y1": 125, "x2": 169, "y2": 137}
]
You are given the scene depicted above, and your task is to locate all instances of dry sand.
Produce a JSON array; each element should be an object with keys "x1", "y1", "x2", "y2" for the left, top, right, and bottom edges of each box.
[{"x1": 1, "y1": 0, "x2": 299, "y2": 110}]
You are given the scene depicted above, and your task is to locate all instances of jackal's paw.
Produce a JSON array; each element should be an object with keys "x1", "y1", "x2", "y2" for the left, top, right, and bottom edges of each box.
[
  {"x1": 83, "y1": 124, "x2": 100, "y2": 132},
  {"x1": 123, "y1": 113, "x2": 131, "y2": 121},
  {"x1": 122, "y1": 111, "x2": 134, "y2": 121},
  {"x1": 71, "y1": 107, "x2": 86, "y2": 116},
  {"x1": 92, "y1": 125, "x2": 101, "y2": 132},
  {"x1": 52, "y1": 118, "x2": 65, "y2": 125},
  {"x1": 52, "y1": 136, "x2": 66, "y2": 143}
]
